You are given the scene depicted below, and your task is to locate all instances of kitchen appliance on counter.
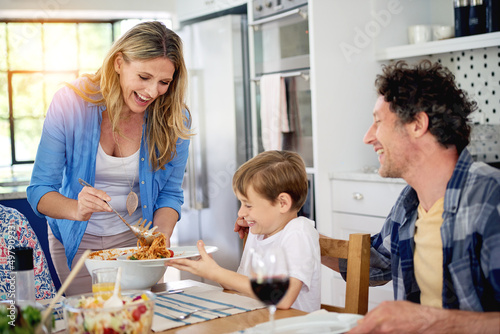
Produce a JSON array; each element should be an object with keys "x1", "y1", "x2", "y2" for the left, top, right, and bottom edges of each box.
[{"x1": 174, "y1": 13, "x2": 251, "y2": 283}]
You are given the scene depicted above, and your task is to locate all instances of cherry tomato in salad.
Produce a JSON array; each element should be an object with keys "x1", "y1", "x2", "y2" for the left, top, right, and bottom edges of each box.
[{"x1": 132, "y1": 305, "x2": 147, "y2": 321}]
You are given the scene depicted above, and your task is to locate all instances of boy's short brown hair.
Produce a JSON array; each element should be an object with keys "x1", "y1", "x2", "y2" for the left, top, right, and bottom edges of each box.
[{"x1": 232, "y1": 150, "x2": 308, "y2": 211}]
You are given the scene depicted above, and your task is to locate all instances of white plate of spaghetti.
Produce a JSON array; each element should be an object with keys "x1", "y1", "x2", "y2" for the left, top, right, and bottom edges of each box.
[{"x1": 116, "y1": 245, "x2": 219, "y2": 266}]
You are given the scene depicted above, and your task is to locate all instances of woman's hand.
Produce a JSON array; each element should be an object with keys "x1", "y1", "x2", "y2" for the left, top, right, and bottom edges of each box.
[
  {"x1": 168, "y1": 240, "x2": 220, "y2": 281},
  {"x1": 76, "y1": 184, "x2": 112, "y2": 221},
  {"x1": 153, "y1": 207, "x2": 179, "y2": 248},
  {"x1": 234, "y1": 217, "x2": 249, "y2": 239}
]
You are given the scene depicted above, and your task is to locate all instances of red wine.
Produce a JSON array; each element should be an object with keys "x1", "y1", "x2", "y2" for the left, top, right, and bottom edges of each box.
[{"x1": 251, "y1": 277, "x2": 290, "y2": 305}]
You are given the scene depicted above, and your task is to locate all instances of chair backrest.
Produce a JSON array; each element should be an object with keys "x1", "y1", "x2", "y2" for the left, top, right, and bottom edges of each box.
[{"x1": 320, "y1": 233, "x2": 371, "y2": 315}]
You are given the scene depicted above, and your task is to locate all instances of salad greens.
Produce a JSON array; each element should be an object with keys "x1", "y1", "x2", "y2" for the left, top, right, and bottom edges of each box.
[{"x1": 0, "y1": 303, "x2": 52, "y2": 334}]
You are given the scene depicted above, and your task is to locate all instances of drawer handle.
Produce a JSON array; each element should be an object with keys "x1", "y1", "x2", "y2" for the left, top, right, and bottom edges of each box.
[{"x1": 352, "y1": 192, "x2": 364, "y2": 200}]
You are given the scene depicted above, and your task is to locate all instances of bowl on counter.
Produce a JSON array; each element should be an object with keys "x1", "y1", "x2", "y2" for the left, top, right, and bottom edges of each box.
[
  {"x1": 85, "y1": 247, "x2": 166, "y2": 290},
  {"x1": 63, "y1": 290, "x2": 155, "y2": 334}
]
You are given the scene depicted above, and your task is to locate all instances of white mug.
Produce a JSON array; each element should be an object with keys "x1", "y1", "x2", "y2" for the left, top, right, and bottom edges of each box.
[
  {"x1": 432, "y1": 25, "x2": 455, "y2": 40},
  {"x1": 408, "y1": 25, "x2": 432, "y2": 44}
]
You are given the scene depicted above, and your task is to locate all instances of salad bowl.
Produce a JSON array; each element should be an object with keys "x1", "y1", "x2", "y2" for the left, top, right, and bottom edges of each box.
[{"x1": 63, "y1": 290, "x2": 155, "y2": 334}]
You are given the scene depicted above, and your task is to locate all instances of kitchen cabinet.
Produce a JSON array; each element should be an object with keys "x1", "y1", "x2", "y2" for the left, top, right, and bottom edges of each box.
[
  {"x1": 175, "y1": 0, "x2": 247, "y2": 22},
  {"x1": 371, "y1": 0, "x2": 500, "y2": 128},
  {"x1": 326, "y1": 172, "x2": 407, "y2": 311},
  {"x1": 370, "y1": 0, "x2": 500, "y2": 61}
]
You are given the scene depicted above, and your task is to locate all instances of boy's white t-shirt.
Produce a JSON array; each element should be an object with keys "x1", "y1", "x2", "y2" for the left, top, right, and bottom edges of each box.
[{"x1": 237, "y1": 216, "x2": 321, "y2": 312}]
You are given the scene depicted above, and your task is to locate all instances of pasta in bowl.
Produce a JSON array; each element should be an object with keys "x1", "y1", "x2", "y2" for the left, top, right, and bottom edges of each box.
[
  {"x1": 117, "y1": 245, "x2": 219, "y2": 266},
  {"x1": 128, "y1": 233, "x2": 175, "y2": 260}
]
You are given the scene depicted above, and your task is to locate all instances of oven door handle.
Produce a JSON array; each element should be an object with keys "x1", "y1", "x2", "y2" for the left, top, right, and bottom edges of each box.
[
  {"x1": 251, "y1": 71, "x2": 310, "y2": 82},
  {"x1": 249, "y1": 8, "x2": 307, "y2": 27}
]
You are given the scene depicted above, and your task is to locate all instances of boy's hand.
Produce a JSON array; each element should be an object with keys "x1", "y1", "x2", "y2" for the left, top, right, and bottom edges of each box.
[
  {"x1": 234, "y1": 217, "x2": 249, "y2": 239},
  {"x1": 168, "y1": 240, "x2": 219, "y2": 281}
]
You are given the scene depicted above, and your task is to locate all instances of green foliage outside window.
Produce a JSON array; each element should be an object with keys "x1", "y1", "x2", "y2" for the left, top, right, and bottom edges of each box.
[
  {"x1": 0, "y1": 21, "x2": 113, "y2": 167},
  {"x1": 0, "y1": 19, "x2": 171, "y2": 168}
]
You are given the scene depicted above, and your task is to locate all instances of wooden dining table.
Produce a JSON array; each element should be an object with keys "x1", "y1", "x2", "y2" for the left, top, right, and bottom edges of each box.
[{"x1": 150, "y1": 280, "x2": 307, "y2": 334}]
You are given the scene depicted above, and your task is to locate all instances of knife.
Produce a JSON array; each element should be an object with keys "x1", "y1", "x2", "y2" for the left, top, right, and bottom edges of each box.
[{"x1": 154, "y1": 289, "x2": 184, "y2": 296}]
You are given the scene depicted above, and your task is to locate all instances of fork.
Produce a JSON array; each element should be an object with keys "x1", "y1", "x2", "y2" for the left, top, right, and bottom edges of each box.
[
  {"x1": 78, "y1": 178, "x2": 158, "y2": 245},
  {"x1": 176, "y1": 307, "x2": 233, "y2": 320}
]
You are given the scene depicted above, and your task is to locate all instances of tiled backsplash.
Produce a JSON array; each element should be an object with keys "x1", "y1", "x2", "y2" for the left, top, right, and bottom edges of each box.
[{"x1": 430, "y1": 46, "x2": 500, "y2": 163}]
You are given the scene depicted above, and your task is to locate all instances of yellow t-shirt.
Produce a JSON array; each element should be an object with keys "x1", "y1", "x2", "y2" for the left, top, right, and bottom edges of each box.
[{"x1": 413, "y1": 197, "x2": 445, "y2": 308}]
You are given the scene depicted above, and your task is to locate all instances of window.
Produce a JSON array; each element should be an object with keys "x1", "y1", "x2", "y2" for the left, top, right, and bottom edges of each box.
[
  {"x1": 0, "y1": 18, "x2": 172, "y2": 173},
  {"x1": 0, "y1": 21, "x2": 114, "y2": 167}
]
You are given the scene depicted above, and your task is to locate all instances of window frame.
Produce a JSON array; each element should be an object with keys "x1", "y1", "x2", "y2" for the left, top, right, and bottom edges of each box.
[{"x1": 1, "y1": 19, "x2": 118, "y2": 166}]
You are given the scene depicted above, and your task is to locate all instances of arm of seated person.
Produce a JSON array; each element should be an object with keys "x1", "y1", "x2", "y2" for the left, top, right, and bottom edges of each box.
[{"x1": 276, "y1": 277, "x2": 302, "y2": 310}]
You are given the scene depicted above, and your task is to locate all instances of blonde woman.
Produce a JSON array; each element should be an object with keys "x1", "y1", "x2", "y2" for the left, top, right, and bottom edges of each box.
[{"x1": 27, "y1": 21, "x2": 191, "y2": 295}]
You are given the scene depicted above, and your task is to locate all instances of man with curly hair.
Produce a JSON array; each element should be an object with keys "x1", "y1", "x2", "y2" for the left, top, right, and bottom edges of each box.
[{"x1": 345, "y1": 60, "x2": 500, "y2": 333}]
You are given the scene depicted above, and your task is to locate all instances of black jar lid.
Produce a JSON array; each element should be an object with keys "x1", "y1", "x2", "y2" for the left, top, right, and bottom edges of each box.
[{"x1": 12, "y1": 247, "x2": 34, "y2": 271}]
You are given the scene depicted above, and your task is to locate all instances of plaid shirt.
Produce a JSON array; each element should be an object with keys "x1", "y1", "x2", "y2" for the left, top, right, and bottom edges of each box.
[{"x1": 366, "y1": 149, "x2": 500, "y2": 311}]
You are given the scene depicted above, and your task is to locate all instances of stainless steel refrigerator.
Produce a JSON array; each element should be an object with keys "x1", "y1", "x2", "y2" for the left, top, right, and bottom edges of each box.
[{"x1": 173, "y1": 14, "x2": 252, "y2": 284}]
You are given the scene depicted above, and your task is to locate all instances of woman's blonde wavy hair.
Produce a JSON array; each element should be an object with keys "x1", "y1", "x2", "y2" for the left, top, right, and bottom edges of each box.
[{"x1": 67, "y1": 21, "x2": 191, "y2": 171}]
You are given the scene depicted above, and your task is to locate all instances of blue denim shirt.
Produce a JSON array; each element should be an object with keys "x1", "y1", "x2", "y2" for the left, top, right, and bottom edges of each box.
[
  {"x1": 340, "y1": 149, "x2": 500, "y2": 311},
  {"x1": 27, "y1": 82, "x2": 190, "y2": 269}
]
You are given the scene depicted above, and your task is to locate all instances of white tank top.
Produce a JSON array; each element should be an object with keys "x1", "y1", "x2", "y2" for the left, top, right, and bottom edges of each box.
[{"x1": 86, "y1": 144, "x2": 142, "y2": 236}]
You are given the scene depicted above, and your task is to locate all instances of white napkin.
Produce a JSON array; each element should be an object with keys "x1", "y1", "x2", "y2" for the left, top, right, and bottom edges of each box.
[{"x1": 152, "y1": 285, "x2": 265, "y2": 332}]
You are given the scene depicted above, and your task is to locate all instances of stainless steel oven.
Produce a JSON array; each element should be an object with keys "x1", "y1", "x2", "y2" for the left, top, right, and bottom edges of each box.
[
  {"x1": 250, "y1": 0, "x2": 314, "y2": 221},
  {"x1": 251, "y1": 0, "x2": 309, "y2": 76},
  {"x1": 250, "y1": 0, "x2": 312, "y2": 167}
]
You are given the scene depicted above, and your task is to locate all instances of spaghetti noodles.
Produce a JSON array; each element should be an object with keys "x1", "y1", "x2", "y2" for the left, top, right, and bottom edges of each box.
[{"x1": 128, "y1": 232, "x2": 174, "y2": 260}]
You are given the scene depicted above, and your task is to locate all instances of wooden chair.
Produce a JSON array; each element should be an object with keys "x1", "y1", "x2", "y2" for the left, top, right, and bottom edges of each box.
[{"x1": 320, "y1": 233, "x2": 371, "y2": 315}]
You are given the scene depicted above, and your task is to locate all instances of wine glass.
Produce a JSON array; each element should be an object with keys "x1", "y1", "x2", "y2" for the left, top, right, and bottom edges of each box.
[{"x1": 250, "y1": 247, "x2": 290, "y2": 332}]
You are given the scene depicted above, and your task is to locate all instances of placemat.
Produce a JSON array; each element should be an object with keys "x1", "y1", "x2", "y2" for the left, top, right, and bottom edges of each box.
[{"x1": 152, "y1": 285, "x2": 265, "y2": 332}]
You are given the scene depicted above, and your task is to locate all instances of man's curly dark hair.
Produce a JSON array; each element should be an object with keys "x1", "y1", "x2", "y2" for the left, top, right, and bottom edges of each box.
[{"x1": 375, "y1": 60, "x2": 477, "y2": 154}]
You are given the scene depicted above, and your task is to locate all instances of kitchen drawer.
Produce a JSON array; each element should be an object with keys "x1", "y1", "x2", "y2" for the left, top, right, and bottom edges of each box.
[
  {"x1": 332, "y1": 179, "x2": 406, "y2": 217},
  {"x1": 333, "y1": 212, "x2": 387, "y2": 237}
]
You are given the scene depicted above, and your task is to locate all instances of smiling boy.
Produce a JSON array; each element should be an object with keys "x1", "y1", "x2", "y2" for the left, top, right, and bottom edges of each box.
[{"x1": 169, "y1": 150, "x2": 321, "y2": 312}]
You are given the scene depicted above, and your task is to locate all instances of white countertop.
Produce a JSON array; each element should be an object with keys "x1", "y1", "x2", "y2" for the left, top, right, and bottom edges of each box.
[
  {"x1": 329, "y1": 170, "x2": 407, "y2": 185},
  {"x1": 0, "y1": 165, "x2": 31, "y2": 201},
  {"x1": 0, "y1": 187, "x2": 27, "y2": 200}
]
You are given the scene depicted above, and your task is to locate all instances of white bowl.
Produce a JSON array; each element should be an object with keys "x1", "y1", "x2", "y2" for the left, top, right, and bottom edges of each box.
[{"x1": 85, "y1": 247, "x2": 166, "y2": 290}]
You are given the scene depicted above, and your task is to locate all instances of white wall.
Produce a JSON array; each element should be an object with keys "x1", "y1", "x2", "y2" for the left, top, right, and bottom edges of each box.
[{"x1": 309, "y1": 0, "x2": 381, "y2": 237}]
